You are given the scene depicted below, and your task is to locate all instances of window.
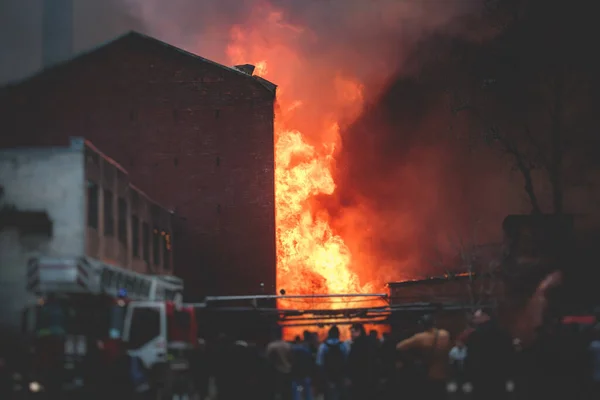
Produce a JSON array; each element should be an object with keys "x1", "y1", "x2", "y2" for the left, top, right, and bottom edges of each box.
[
  {"x1": 153, "y1": 227, "x2": 160, "y2": 265},
  {"x1": 131, "y1": 191, "x2": 139, "y2": 209},
  {"x1": 36, "y1": 302, "x2": 67, "y2": 333},
  {"x1": 142, "y1": 222, "x2": 150, "y2": 262},
  {"x1": 103, "y1": 189, "x2": 114, "y2": 236},
  {"x1": 118, "y1": 197, "x2": 127, "y2": 245},
  {"x1": 116, "y1": 169, "x2": 126, "y2": 185},
  {"x1": 128, "y1": 307, "x2": 160, "y2": 350},
  {"x1": 162, "y1": 231, "x2": 171, "y2": 270},
  {"x1": 109, "y1": 304, "x2": 126, "y2": 339},
  {"x1": 132, "y1": 215, "x2": 140, "y2": 257},
  {"x1": 151, "y1": 205, "x2": 160, "y2": 221},
  {"x1": 85, "y1": 147, "x2": 99, "y2": 165},
  {"x1": 87, "y1": 181, "x2": 99, "y2": 229}
]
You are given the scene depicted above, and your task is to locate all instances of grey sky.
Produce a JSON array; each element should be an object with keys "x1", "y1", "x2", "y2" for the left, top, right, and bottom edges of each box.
[{"x1": 0, "y1": 0, "x2": 480, "y2": 85}]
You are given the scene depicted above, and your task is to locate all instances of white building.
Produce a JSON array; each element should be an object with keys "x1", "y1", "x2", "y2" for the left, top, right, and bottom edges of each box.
[{"x1": 0, "y1": 137, "x2": 175, "y2": 338}]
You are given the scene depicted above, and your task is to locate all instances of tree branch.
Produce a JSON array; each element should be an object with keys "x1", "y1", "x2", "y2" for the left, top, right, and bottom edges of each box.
[
  {"x1": 495, "y1": 130, "x2": 543, "y2": 214},
  {"x1": 548, "y1": 71, "x2": 565, "y2": 214}
]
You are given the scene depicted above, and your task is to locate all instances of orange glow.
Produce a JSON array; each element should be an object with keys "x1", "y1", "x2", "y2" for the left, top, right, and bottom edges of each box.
[{"x1": 225, "y1": 4, "x2": 379, "y2": 315}]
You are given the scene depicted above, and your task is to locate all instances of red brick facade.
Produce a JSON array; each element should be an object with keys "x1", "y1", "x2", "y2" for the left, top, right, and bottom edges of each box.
[{"x1": 0, "y1": 32, "x2": 277, "y2": 298}]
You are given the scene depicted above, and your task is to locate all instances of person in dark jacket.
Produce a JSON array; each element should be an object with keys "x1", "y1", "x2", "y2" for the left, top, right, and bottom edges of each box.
[
  {"x1": 464, "y1": 311, "x2": 514, "y2": 400},
  {"x1": 316, "y1": 325, "x2": 349, "y2": 400},
  {"x1": 292, "y1": 331, "x2": 315, "y2": 400},
  {"x1": 346, "y1": 323, "x2": 376, "y2": 400}
]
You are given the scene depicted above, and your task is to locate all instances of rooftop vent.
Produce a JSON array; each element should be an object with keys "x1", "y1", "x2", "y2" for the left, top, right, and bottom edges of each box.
[{"x1": 234, "y1": 64, "x2": 256, "y2": 76}]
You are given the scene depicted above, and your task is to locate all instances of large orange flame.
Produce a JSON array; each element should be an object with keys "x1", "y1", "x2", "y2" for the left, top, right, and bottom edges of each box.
[{"x1": 226, "y1": 5, "x2": 377, "y2": 312}]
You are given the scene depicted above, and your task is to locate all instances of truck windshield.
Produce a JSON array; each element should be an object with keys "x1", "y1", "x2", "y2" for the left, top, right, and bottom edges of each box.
[
  {"x1": 36, "y1": 302, "x2": 67, "y2": 336},
  {"x1": 109, "y1": 304, "x2": 126, "y2": 339}
]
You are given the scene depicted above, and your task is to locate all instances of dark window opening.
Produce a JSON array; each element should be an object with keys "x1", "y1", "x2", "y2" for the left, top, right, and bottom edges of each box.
[
  {"x1": 109, "y1": 304, "x2": 126, "y2": 339},
  {"x1": 174, "y1": 157, "x2": 179, "y2": 167},
  {"x1": 128, "y1": 307, "x2": 160, "y2": 349},
  {"x1": 85, "y1": 148, "x2": 100, "y2": 165},
  {"x1": 132, "y1": 215, "x2": 140, "y2": 257},
  {"x1": 153, "y1": 227, "x2": 160, "y2": 265},
  {"x1": 162, "y1": 231, "x2": 171, "y2": 270},
  {"x1": 118, "y1": 197, "x2": 127, "y2": 245},
  {"x1": 151, "y1": 205, "x2": 160, "y2": 223},
  {"x1": 103, "y1": 161, "x2": 115, "y2": 184},
  {"x1": 216, "y1": 156, "x2": 220, "y2": 166},
  {"x1": 36, "y1": 302, "x2": 67, "y2": 334},
  {"x1": 142, "y1": 222, "x2": 150, "y2": 262},
  {"x1": 173, "y1": 109, "x2": 178, "y2": 121},
  {"x1": 129, "y1": 110, "x2": 137, "y2": 121},
  {"x1": 103, "y1": 189, "x2": 114, "y2": 236},
  {"x1": 131, "y1": 191, "x2": 139, "y2": 209},
  {"x1": 87, "y1": 181, "x2": 99, "y2": 229},
  {"x1": 215, "y1": 109, "x2": 220, "y2": 119},
  {"x1": 217, "y1": 204, "x2": 221, "y2": 214},
  {"x1": 117, "y1": 169, "x2": 126, "y2": 184}
]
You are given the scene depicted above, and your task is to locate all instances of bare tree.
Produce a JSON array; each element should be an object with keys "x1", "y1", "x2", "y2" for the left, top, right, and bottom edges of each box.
[
  {"x1": 429, "y1": 221, "x2": 502, "y2": 310},
  {"x1": 447, "y1": 0, "x2": 598, "y2": 215}
]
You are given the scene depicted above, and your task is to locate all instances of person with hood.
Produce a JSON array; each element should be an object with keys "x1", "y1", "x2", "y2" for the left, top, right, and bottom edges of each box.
[{"x1": 316, "y1": 325, "x2": 349, "y2": 400}]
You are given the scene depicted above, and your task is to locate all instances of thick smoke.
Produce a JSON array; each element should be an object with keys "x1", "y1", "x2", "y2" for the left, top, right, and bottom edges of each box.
[
  {"x1": 116, "y1": 0, "x2": 507, "y2": 284},
  {"x1": 1, "y1": 0, "x2": 523, "y2": 284}
]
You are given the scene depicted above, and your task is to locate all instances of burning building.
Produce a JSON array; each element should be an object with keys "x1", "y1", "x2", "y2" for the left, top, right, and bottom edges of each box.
[{"x1": 0, "y1": 32, "x2": 277, "y2": 298}]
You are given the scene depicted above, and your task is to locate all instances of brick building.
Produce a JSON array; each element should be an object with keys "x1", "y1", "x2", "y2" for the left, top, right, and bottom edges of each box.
[{"x1": 0, "y1": 31, "x2": 277, "y2": 298}]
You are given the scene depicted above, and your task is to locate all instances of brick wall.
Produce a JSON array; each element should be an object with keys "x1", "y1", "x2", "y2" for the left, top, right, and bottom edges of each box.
[{"x1": 0, "y1": 33, "x2": 277, "y2": 297}]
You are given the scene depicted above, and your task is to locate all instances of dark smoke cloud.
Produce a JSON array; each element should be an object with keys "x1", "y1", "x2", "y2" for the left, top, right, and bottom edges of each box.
[{"x1": 329, "y1": 24, "x2": 527, "y2": 281}]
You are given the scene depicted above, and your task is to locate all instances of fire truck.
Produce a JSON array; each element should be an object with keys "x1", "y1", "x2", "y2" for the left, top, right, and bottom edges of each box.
[{"x1": 16, "y1": 256, "x2": 200, "y2": 398}]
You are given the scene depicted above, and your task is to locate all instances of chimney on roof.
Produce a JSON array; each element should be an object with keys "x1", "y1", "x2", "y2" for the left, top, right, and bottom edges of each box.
[
  {"x1": 42, "y1": 0, "x2": 74, "y2": 68},
  {"x1": 234, "y1": 64, "x2": 256, "y2": 76}
]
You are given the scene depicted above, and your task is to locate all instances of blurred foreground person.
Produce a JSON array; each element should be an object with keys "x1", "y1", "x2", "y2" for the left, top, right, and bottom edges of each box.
[
  {"x1": 292, "y1": 331, "x2": 315, "y2": 400},
  {"x1": 591, "y1": 324, "x2": 600, "y2": 398},
  {"x1": 316, "y1": 325, "x2": 348, "y2": 400},
  {"x1": 464, "y1": 310, "x2": 514, "y2": 400},
  {"x1": 448, "y1": 338, "x2": 467, "y2": 384},
  {"x1": 266, "y1": 326, "x2": 293, "y2": 400},
  {"x1": 396, "y1": 315, "x2": 451, "y2": 400},
  {"x1": 347, "y1": 323, "x2": 377, "y2": 400}
]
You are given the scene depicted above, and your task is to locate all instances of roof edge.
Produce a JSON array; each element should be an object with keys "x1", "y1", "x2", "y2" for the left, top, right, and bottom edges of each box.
[{"x1": 2, "y1": 31, "x2": 277, "y2": 95}]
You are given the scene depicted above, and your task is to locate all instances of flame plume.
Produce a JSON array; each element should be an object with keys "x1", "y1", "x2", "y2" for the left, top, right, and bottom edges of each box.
[{"x1": 226, "y1": 5, "x2": 376, "y2": 313}]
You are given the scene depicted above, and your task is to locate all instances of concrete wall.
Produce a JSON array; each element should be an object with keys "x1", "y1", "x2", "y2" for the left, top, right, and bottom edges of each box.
[
  {"x1": 0, "y1": 138, "x2": 175, "y2": 340},
  {"x1": 0, "y1": 32, "x2": 277, "y2": 297},
  {"x1": 0, "y1": 140, "x2": 85, "y2": 336}
]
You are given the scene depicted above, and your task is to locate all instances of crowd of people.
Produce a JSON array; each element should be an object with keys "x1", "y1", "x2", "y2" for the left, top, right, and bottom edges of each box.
[{"x1": 193, "y1": 310, "x2": 600, "y2": 400}]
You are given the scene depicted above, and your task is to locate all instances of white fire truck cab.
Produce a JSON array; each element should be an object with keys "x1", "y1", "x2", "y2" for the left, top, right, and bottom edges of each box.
[{"x1": 22, "y1": 256, "x2": 192, "y2": 395}]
